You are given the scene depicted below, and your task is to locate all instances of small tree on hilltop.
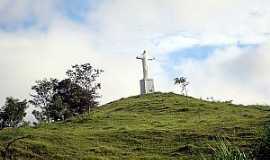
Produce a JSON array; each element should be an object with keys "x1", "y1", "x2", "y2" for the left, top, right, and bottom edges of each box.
[
  {"x1": 174, "y1": 77, "x2": 190, "y2": 110},
  {"x1": 0, "y1": 97, "x2": 28, "y2": 129},
  {"x1": 174, "y1": 77, "x2": 189, "y2": 96}
]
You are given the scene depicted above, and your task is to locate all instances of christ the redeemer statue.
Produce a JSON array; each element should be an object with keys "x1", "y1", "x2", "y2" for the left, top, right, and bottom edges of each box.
[{"x1": 136, "y1": 50, "x2": 155, "y2": 95}]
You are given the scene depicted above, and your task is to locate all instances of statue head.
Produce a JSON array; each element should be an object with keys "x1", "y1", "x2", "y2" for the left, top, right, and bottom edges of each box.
[{"x1": 143, "y1": 50, "x2": 146, "y2": 55}]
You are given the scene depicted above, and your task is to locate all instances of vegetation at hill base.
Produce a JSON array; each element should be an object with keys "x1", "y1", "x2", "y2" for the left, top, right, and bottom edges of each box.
[{"x1": 0, "y1": 92, "x2": 269, "y2": 160}]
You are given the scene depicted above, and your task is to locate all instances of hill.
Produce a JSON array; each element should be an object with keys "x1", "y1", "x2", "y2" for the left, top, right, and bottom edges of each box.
[{"x1": 0, "y1": 92, "x2": 269, "y2": 159}]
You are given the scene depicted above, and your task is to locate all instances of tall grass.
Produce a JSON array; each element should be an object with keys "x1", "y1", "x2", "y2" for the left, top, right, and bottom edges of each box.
[{"x1": 210, "y1": 139, "x2": 248, "y2": 160}]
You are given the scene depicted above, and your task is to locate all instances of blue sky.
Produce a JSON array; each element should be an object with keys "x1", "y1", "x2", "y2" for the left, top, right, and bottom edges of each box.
[
  {"x1": 0, "y1": 0, "x2": 93, "y2": 30},
  {"x1": 0, "y1": 0, "x2": 270, "y2": 109}
]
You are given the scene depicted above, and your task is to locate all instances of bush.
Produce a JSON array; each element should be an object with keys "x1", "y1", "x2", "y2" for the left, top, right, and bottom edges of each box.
[{"x1": 253, "y1": 125, "x2": 270, "y2": 159}]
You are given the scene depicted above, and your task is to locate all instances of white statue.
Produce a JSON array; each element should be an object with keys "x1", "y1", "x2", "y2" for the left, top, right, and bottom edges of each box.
[
  {"x1": 136, "y1": 50, "x2": 155, "y2": 80},
  {"x1": 136, "y1": 50, "x2": 155, "y2": 94}
]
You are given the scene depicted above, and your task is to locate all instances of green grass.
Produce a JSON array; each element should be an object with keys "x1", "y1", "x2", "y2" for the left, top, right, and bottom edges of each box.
[{"x1": 0, "y1": 92, "x2": 269, "y2": 159}]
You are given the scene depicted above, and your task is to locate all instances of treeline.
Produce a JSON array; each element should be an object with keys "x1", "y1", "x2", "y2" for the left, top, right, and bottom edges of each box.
[{"x1": 0, "y1": 63, "x2": 102, "y2": 129}]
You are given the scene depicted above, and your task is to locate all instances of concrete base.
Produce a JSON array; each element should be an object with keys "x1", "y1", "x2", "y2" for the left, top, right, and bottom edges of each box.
[{"x1": 140, "y1": 79, "x2": 155, "y2": 95}]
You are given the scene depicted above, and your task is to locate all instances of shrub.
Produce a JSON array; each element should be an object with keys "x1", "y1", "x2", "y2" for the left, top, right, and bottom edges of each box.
[{"x1": 253, "y1": 125, "x2": 270, "y2": 159}]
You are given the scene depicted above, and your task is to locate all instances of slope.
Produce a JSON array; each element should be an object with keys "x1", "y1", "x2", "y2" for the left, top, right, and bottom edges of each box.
[{"x1": 0, "y1": 92, "x2": 269, "y2": 159}]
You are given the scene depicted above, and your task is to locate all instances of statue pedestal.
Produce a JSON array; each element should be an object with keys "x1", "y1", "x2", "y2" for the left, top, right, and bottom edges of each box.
[{"x1": 140, "y1": 79, "x2": 155, "y2": 95}]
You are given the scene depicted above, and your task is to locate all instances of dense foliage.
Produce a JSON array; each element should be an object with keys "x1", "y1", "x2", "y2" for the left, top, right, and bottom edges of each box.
[
  {"x1": 253, "y1": 125, "x2": 270, "y2": 159},
  {"x1": 0, "y1": 97, "x2": 28, "y2": 129},
  {"x1": 30, "y1": 63, "x2": 102, "y2": 122}
]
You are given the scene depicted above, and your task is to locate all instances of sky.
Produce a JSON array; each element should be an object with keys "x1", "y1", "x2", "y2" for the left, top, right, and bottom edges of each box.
[{"x1": 0, "y1": 0, "x2": 270, "y2": 116}]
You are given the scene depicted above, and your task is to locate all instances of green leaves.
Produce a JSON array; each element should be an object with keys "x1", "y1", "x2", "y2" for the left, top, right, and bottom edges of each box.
[
  {"x1": 30, "y1": 63, "x2": 103, "y2": 123},
  {"x1": 0, "y1": 97, "x2": 28, "y2": 129},
  {"x1": 210, "y1": 139, "x2": 248, "y2": 160}
]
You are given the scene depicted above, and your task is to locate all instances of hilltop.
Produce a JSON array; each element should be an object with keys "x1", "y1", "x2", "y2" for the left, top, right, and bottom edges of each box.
[{"x1": 0, "y1": 92, "x2": 269, "y2": 159}]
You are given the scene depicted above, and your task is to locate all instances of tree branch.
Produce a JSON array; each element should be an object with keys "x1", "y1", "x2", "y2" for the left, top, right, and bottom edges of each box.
[{"x1": 1, "y1": 135, "x2": 31, "y2": 160}]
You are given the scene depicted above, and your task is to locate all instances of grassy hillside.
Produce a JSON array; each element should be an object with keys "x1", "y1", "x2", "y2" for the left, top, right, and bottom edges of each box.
[{"x1": 0, "y1": 92, "x2": 269, "y2": 160}]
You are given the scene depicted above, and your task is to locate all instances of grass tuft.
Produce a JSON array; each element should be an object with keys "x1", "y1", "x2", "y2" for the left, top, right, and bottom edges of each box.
[{"x1": 209, "y1": 139, "x2": 248, "y2": 160}]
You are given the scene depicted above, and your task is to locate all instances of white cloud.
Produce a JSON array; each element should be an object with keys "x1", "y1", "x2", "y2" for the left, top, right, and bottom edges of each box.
[
  {"x1": 0, "y1": 19, "x2": 147, "y2": 122},
  {"x1": 85, "y1": 0, "x2": 270, "y2": 105},
  {"x1": 0, "y1": 0, "x2": 61, "y2": 28},
  {"x1": 88, "y1": 0, "x2": 270, "y2": 52},
  {"x1": 0, "y1": 19, "x2": 144, "y2": 105},
  {"x1": 176, "y1": 43, "x2": 270, "y2": 104},
  {"x1": 0, "y1": 0, "x2": 270, "y2": 112}
]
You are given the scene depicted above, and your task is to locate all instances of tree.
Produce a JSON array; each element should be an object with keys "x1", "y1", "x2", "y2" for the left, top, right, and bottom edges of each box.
[
  {"x1": 32, "y1": 110, "x2": 44, "y2": 122},
  {"x1": 30, "y1": 78, "x2": 58, "y2": 122},
  {"x1": 66, "y1": 63, "x2": 103, "y2": 112},
  {"x1": 174, "y1": 77, "x2": 192, "y2": 117},
  {"x1": 30, "y1": 63, "x2": 103, "y2": 122},
  {"x1": 0, "y1": 97, "x2": 28, "y2": 129},
  {"x1": 174, "y1": 77, "x2": 189, "y2": 96},
  {"x1": 53, "y1": 79, "x2": 92, "y2": 116},
  {"x1": 47, "y1": 95, "x2": 70, "y2": 121}
]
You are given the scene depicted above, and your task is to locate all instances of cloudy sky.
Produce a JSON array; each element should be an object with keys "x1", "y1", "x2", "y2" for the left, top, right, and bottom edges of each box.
[{"x1": 0, "y1": 0, "x2": 270, "y2": 110}]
